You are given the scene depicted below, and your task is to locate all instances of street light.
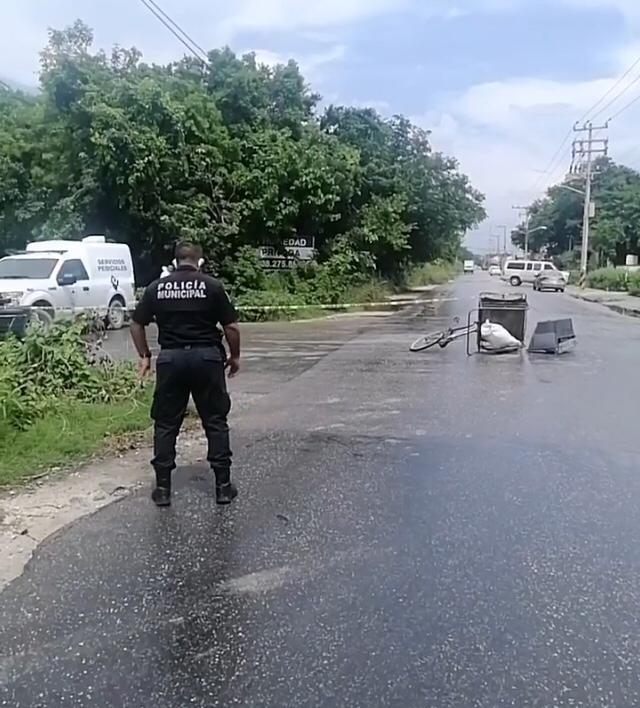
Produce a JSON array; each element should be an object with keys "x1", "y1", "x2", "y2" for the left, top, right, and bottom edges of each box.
[
  {"x1": 557, "y1": 183, "x2": 586, "y2": 196},
  {"x1": 525, "y1": 225, "x2": 547, "y2": 260}
]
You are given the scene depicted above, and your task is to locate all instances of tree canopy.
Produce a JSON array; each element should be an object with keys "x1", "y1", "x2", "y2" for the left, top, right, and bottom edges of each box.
[
  {"x1": 513, "y1": 157, "x2": 640, "y2": 267},
  {"x1": 0, "y1": 21, "x2": 485, "y2": 285}
]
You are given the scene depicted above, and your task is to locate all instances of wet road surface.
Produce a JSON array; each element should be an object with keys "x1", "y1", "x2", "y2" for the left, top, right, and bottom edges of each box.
[
  {"x1": 102, "y1": 313, "x2": 393, "y2": 404},
  {"x1": 2, "y1": 274, "x2": 640, "y2": 707}
]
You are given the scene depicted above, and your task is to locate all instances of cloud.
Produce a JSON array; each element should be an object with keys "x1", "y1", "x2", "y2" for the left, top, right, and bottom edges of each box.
[
  {"x1": 246, "y1": 49, "x2": 289, "y2": 68},
  {"x1": 245, "y1": 44, "x2": 347, "y2": 83},
  {"x1": 0, "y1": 4, "x2": 48, "y2": 85},
  {"x1": 350, "y1": 99, "x2": 393, "y2": 113},
  {"x1": 421, "y1": 65, "x2": 640, "y2": 250},
  {"x1": 218, "y1": 0, "x2": 406, "y2": 40},
  {"x1": 561, "y1": 0, "x2": 640, "y2": 24},
  {"x1": 418, "y1": 0, "x2": 640, "y2": 24}
]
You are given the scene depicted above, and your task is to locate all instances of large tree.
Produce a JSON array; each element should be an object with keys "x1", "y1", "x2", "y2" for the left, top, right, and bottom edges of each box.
[
  {"x1": 0, "y1": 21, "x2": 485, "y2": 285},
  {"x1": 515, "y1": 158, "x2": 640, "y2": 266}
]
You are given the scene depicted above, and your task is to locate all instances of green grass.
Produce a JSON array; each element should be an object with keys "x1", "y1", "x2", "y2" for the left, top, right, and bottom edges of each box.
[
  {"x1": 341, "y1": 279, "x2": 394, "y2": 303},
  {"x1": 236, "y1": 277, "x2": 395, "y2": 321},
  {"x1": 0, "y1": 391, "x2": 153, "y2": 488},
  {"x1": 406, "y1": 261, "x2": 458, "y2": 288},
  {"x1": 586, "y1": 267, "x2": 629, "y2": 292}
]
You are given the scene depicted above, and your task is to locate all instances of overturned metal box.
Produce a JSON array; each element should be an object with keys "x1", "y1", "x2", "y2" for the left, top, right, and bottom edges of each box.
[{"x1": 528, "y1": 318, "x2": 576, "y2": 354}]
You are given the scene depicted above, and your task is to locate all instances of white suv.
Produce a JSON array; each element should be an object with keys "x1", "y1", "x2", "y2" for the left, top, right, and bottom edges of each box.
[{"x1": 502, "y1": 259, "x2": 569, "y2": 287}]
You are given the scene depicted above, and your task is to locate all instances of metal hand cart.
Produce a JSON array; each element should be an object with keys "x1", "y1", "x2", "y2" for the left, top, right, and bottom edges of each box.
[{"x1": 465, "y1": 292, "x2": 528, "y2": 356}]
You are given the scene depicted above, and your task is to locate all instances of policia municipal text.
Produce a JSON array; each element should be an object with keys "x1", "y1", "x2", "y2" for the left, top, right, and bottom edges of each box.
[{"x1": 130, "y1": 241, "x2": 241, "y2": 507}]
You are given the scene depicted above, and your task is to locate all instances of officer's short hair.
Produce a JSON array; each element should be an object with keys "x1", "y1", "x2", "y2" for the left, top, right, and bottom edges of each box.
[{"x1": 175, "y1": 241, "x2": 203, "y2": 263}]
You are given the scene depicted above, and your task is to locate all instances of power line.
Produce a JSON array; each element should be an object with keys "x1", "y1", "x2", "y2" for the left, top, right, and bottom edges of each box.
[
  {"x1": 590, "y1": 72, "x2": 640, "y2": 122},
  {"x1": 583, "y1": 55, "x2": 640, "y2": 122},
  {"x1": 609, "y1": 91, "x2": 640, "y2": 121},
  {"x1": 529, "y1": 129, "x2": 573, "y2": 193},
  {"x1": 144, "y1": 0, "x2": 209, "y2": 60},
  {"x1": 529, "y1": 53, "x2": 640, "y2": 195},
  {"x1": 137, "y1": 0, "x2": 210, "y2": 67}
]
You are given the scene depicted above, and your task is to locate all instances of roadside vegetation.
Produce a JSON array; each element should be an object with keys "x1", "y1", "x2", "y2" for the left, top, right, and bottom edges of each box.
[
  {"x1": 232, "y1": 259, "x2": 459, "y2": 321},
  {"x1": 0, "y1": 322, "x2": 150, "y2": 486},
  {"x1": 406, "y1": 261, "x2": 459, "y2": 288},
  {"x1": 585, "y1": 267, "x2": 640, "y2": 294}
]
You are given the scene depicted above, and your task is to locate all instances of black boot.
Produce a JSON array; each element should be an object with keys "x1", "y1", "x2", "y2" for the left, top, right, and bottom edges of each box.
[
  {"x1": 152, "y1": 469, "x2": 172, "y2": 507},
  {"x1": 214, "y1": 467, "x2": 238, "y2": 505}
]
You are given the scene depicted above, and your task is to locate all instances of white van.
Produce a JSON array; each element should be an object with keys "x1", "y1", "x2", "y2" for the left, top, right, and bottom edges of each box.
[
  {"x1": 0, "y1": 236, "x2": 135, "y2": 328},
  {"x1": 502, "y1": 259, "x2": 569, "y2": 287}
]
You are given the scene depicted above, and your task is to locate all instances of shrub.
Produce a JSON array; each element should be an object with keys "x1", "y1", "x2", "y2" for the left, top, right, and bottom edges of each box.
[
  {"x1": 234, "y1": 288, "x2": 309, "y2": 322},
  {"x1": 0, "y1": 320, "x2": 139, "y2": 431},
  {"x1": 342, "y1": 279, "x2": 393, "y2": 304},
  {"x1": 406, "y1": 260, "x2": 456, "y2": 287},
  {"x1": 586, "y1": 268, "x2": 628, "y2": 291},
  {"x1": 221, "y1": 246, "x2": 267, "y2": 297},
  {"x1": 627, "y1": 271, "x2": 640, "y2": 296}
]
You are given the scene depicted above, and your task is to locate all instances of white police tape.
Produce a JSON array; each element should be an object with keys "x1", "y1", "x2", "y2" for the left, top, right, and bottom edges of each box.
[
  {"x1": 236, "y1": 297, "x2": 464, "y2": 312},
  {"x1": 238, "y1": 299, "x2": 417, "y2": 311},
  {"x1": 0, "y1": 296, "x2": 465, "y2": 316},
  {"x1": 235, "y1": 297, "x2": 465, "y2": 311}
]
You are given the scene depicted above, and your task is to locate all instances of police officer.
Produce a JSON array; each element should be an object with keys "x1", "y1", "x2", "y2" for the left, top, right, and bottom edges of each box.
[{"x1": 130, "y1": 241, "x2": 241, "y2": 507}]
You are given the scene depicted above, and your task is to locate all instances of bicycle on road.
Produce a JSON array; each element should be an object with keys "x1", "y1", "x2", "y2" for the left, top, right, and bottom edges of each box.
[{"x1": 410, "y1": 317, "x2": 477, "y2": 352}]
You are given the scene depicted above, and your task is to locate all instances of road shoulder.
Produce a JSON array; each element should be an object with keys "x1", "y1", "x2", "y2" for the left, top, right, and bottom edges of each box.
[{"x1": 567, "y1": 285, "x2": 640, "y2": 318}]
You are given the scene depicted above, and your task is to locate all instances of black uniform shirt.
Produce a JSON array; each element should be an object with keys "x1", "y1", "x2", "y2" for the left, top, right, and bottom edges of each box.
[{"x1": 132, "y1": 265, "x2": 238, "y2": 351}]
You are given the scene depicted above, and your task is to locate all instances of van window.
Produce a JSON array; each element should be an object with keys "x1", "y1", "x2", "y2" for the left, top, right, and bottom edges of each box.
[
  {"x1": 533, "y1": 263, "x2": 542, "y2": 271},
  {"x1": 544, "y1": 263, "x2": 555, "y2": 270},
  {"x1": 526, "y1": 263, "x2": 533, "y2": 271},
  {"x1": 507, "y1": 262, "x2": 525, "y2": 270},
  {"x1": 0, "y1": 257, "x2": 58, "y2": 279},
  {"x1": 59, "y1": 259, "x2": 89, "y2": 281}
]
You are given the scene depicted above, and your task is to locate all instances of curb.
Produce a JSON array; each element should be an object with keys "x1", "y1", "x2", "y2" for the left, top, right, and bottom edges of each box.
[
  {"x1": 568, "y1": 292, "x2": 640, "y2": 319},
  {"x1": 606, "y1": 303, "x2": 640, "y2": 318}
]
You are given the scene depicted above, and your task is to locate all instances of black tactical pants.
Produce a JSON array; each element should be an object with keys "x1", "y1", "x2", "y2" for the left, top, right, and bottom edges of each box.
[{"x1": 151, "y1": 347, "x2": 232, "y2": 482}]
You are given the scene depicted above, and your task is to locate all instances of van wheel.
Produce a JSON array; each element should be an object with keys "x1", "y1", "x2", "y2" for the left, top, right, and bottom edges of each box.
[
  {"x1": 509, "y1": 276, "x2": 522, "y2": 287},
  {"x1": 29, "y1": 302, "x2": 54, "y2": 330},
  {"x1": 107, "y1": 297, "x2": 126, "y2": 330}
]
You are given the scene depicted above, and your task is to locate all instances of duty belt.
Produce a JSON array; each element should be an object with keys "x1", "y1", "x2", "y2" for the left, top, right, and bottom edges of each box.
[{"x1": 161, "y1": 344, "x2": 215, "y2": 350}]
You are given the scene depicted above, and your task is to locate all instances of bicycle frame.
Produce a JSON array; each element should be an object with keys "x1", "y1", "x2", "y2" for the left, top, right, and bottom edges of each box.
[{"x1": 440, "y1": 322, "x2": 476, "y2": 347}]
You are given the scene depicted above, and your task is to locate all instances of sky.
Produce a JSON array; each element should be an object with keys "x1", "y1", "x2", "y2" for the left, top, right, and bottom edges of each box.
[{"x1": 3, "y1": 0, "x2": 640, "y2": 252}]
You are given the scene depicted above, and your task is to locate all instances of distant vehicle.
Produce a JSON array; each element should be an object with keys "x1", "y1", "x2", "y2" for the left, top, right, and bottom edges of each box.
[
  {"x1": 488, "y1": 265, "x2": 501, "y2": 276},
  {"x1": 502, "y1": 259, "x2": 569, "y2": 287},
  {"x1": 0, "y1": 236, "x2": 135, "y2": 328},
  {"x1": 463, "y1": 260, "x2": 474, "y2": 274},
  {"x1": 533, "y1": 270, "x2": 567, "y2": 293}
]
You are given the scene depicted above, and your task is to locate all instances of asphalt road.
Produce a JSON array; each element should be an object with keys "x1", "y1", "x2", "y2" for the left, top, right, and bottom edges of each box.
[
  {"x1": 2, "y1": 274, "x2": 640, "y2": 707},
  {"x1": 102, "y1": 313, "x2": 392, "y2": 403}
]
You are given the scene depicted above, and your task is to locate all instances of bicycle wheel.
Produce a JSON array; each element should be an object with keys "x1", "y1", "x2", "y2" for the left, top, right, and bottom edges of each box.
[{"x1": 410, "y1": 331, "x2": 445, "y2": 352}]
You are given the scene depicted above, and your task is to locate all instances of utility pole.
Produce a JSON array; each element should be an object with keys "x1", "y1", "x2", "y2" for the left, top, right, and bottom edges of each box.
[
  {"x1": 488, "y1": 235, "x2": 500, "y2": 255},
  {"x1": 571, "y1": 121, "x2": 609, "y2": 287},
  {"x1": 496, "y1": 225, "x2": 508, "y2": 254},
  {"x1": 512, "y1": 205, "x2": 529, "y2": 258}
]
